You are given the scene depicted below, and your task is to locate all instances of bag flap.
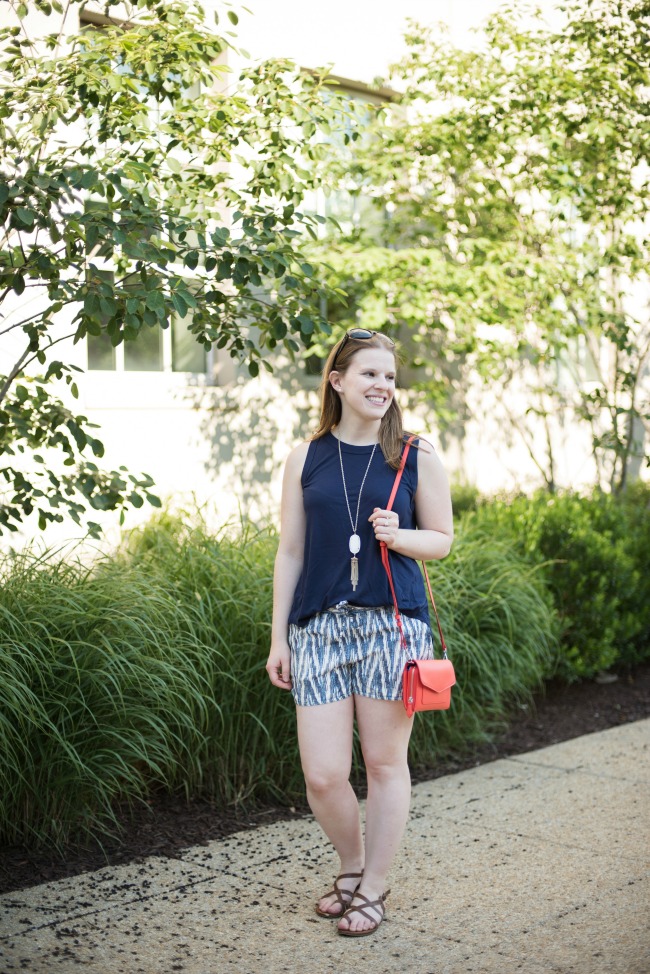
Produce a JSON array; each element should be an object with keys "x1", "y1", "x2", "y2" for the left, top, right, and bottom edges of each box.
[{"x1": 412, "y1": 659, "x2": 456, "y2": 693}]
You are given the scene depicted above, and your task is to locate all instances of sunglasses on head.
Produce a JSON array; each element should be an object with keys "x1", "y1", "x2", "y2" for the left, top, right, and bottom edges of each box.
[{"x1": 332, "y1": 329, "x2": 396, "y2": 370}]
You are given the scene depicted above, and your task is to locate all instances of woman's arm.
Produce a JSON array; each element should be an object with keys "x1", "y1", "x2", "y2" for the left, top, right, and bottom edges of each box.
[
  {"x1": 266, "y1": 441, "x2": 309, "y2": 689},
  {"x1": 369, "y1": 440, "x2": 453, "y2": 561}
]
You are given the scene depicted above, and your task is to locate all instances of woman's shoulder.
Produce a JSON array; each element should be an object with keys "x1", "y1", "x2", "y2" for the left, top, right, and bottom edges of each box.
[
  {"x1": 286, "y1": 439, "x2": 312, "y2": 469},
  {"x1": 286, "y1": 436, "x2": 328, "y2": 476},
  {"x1": 415, "y1": 434, "x2": 435, "y2": 454},
  {"x1": 404, "y1": 431, "x2": 435, "y2": 455},
  {"x1": 408, "y1": 433, "x2": 446, "y2": 477},
  {"x1": 412, "y1": 433, "x2": 449, "y2": 487}
]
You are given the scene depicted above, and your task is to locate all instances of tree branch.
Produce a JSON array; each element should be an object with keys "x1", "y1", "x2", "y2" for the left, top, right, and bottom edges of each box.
[
  {"x1": 494, "y1": 386, "x2": 555, "y2": 491},
  {"x1": 0, "y1": 346, "x2": 32, "y2": 405}
]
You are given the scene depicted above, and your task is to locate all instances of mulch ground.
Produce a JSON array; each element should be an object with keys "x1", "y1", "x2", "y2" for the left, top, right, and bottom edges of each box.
[{"x1": 2, "y1": 663, "x2": 649, "y2": 896}]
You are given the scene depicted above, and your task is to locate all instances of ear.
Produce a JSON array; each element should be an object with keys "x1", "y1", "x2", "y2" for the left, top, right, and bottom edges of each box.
[{"x1": 329, "y1": 370, "x2": 343, "y2": 393}]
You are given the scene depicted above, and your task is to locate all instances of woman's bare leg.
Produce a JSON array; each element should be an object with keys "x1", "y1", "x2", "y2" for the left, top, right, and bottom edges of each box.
[
  {"x1": 296, "y1": 697, "x2": 364, "y2": 914},
  {"x1": 337, "y1": 696, "x2": 414, "y2": 933}
]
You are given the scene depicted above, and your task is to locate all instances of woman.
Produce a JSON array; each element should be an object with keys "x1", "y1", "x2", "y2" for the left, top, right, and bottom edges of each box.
[{"x1": 265, "y1": 329, "x2": 453, "y2": 937}]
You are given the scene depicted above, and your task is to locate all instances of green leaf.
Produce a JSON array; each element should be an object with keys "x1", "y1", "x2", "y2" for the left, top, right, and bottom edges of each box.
[
  {"x1": 12, "y1": 273, "x2": 25, "y2": 295},
  {"x1": 16, "y1": 207, "x2": 35, "y2": 226},
  {"x1": 227, "y1": 10, "x2": 239, "y2": 24},
  {"x1": 145, "y1": 290, "x2": 165, "y2": 311},
  {"x1": 86, "y1": 223, "x2": 99, "y2": 252},
  {"x1": 272, "y1": 319, "x2": 287, "y2": 339},
  {"x1": 297, "y1": 314, "x2": 314, "y2": 335},
  {"x1": 99, "y1": 296, "x2": 118, "y2": 317},
  {"x1": 80, "y1": 169, "x2": 97, "y2": 190},
  {"x1": 172, "y1": 291, "x2": 188, "y2": 318}
]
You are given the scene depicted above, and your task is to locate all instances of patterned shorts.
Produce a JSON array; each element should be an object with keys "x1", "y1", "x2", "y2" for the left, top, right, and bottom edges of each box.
[{"x1": 288, "y1": 602, "x2": 434, "y2": 707}]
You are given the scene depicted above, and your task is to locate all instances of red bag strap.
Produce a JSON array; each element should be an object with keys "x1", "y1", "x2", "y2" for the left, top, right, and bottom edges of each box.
[{"x1": 380, "y1": 435, "x2": 448, "y2": 658}]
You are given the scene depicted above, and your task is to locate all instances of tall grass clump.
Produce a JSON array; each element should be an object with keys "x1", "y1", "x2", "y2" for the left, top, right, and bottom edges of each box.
[
  {"x1": 114, "y1": 512, "x2": 301, "y2": 805},
  {"x1": 0, "y1": 508, "x2": 559, "y2": 849},
  {"x1": 0, "y1": 537, "x2": 217, "y2": 848},
  {"x1": 0, "y1": 516, "x2": 296, "y2": 849},
  {"x1": 408, "y1": 521, "x2": 559, "y2": 770}
]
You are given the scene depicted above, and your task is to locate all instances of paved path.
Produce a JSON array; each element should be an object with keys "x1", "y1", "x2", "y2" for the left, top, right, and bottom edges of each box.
[{"x1": 1, "y1": 720, "x2": 648, "y2": 974}]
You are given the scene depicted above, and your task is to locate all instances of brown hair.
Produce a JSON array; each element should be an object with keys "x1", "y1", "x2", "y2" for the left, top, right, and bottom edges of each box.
[{"x1": 311, "y1": 333, "x2": 408, "y2": 469}]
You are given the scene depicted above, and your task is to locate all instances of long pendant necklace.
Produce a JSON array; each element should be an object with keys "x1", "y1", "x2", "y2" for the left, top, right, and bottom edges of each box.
[{"x1": 337, "y1": 434, "x2": 378, "y2": 592}]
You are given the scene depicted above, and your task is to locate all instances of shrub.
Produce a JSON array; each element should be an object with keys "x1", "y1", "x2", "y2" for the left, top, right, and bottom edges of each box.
[
  {"x1": 450, "y1": 482, "x2": 482, "y2": 516},
  {"x1": 467, "y1": 487, "x2": 650, "y2": 679},
  {"x1": 614, "y1": 482, "x2": 650, "y2": 665}
]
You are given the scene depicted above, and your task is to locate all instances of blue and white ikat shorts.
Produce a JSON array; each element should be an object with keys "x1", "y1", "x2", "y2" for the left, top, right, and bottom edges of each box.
[{"x1": 288, "y1": 602, "x2": 434, "y2": 707}]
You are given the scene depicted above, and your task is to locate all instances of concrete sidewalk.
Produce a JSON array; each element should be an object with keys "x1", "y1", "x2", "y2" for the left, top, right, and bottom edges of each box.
[{"x1": 1, "y1": 720, "x2": 648, "y2": 974}]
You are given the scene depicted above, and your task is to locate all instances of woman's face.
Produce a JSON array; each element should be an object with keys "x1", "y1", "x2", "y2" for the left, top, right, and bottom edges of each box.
[{"x1": 330, "y1": 346, "x2": 396, "y2": 421}]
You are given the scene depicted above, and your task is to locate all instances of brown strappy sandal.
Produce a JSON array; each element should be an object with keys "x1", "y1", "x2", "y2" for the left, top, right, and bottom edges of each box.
[
  {"x1": 337, "y1": 889, "x2": 390, "y2": 937},
  {"x1": 315, "y1": 871, "x2": 363, "y2": 918}
]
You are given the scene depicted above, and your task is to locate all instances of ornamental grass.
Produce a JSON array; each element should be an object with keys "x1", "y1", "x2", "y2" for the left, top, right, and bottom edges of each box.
[{"x1": 0, "y1": 510, "x2": 557, "y2": 849}]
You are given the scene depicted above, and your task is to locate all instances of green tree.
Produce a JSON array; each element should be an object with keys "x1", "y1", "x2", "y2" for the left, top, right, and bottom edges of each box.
[
  {"x1": 0, "y1": 0, "x2": 347, "y2": 537},
  {"x1": 316, "y1": 0, "x2": 650, "y2": 492}
]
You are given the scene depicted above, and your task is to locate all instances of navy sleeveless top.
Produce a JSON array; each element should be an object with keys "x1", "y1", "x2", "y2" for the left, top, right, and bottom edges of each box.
[{"x1": 288, "y1": 432, "x2": 429, "y2": 628}]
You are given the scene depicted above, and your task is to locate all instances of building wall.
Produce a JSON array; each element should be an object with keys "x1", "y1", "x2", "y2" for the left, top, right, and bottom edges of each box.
[{"x1": 2, "y1": 0, "x2": 645, "y2": 555}]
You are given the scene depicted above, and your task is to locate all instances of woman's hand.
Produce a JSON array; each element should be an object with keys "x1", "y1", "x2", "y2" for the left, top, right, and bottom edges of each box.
[
  {"x1": 266, "y1": 641, "x2": 292, "y2": 690},
  {"x1": 369, "y1": 507, "x2": 400, "y2": 548}
]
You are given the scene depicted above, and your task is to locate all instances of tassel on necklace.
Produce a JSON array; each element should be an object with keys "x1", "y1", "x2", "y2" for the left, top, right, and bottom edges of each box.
[{"x1": 350, "y1": 555, "x2": 359, "y2": 591}]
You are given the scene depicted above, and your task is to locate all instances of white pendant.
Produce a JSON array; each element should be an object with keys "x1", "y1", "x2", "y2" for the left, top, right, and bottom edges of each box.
[{"x1": 349, "y1": 533, "x2": 361, "y2": 555}]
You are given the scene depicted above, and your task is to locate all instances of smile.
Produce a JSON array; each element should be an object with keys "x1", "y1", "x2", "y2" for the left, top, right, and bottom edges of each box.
[{"x1": 366, "y1": 396, "x2": 387, "y2": 405}]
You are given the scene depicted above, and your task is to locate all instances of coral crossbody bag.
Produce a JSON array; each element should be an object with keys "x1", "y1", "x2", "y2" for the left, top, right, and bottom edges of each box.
[{"x1": 380, "y1": 436, "x2": 455, "y2": 717}]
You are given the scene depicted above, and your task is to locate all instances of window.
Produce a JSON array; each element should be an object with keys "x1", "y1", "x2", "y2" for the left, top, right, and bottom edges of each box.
[
  {"x1": 124, "y1": 323, "x2": 164, "y2": 372},
  {"x1": 87, "y1": 330, "x2": 117, "y2": 371},
  {"x1": 87, "y1": 315, "x2": 207, "y2": 373},
  {"x1": 85, "y1": 269, "x2": 207, "y2": 374},
  {"x1": 172, "y1": 313, "x2": 207, "y2": 373}
]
